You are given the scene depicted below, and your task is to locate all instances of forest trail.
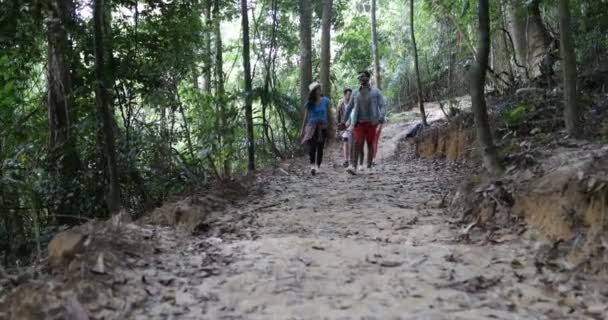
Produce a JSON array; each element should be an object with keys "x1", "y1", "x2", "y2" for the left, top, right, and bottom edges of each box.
[{"x1": 114, "y1": 106, "x2": 606, "y2": 320}]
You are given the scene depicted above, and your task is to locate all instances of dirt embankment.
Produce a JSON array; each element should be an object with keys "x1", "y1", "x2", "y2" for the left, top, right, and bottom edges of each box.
[
  {"x1": 413, "y1": 90, "x2": 608, "y2": 274},
  {"x1": 414, "y1": 122, "x2": 475, "y2": 161}
]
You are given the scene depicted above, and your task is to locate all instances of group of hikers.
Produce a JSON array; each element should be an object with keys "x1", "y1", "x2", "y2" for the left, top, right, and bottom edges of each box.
[{"x1": 300, "y1": 70, "x2": 386, "y2": 176}]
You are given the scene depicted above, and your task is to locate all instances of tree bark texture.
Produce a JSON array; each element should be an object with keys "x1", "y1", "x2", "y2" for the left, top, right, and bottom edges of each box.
[
  {"x1": 320, "y1": 0, "x2": 333, "y2": 98},
  {"x1": 203, "y1": 0, "x2": 213, "y2": 93},
  {"x1": 241, "y1": 0, "x2": 256, "y2": 172},
  {"x1": 470, "y1": 0, "x2": 504, "y2": 176},
  {"x1": 410, "y1": 0, "x2": 427, "y2": 126},
  {"x1": 93, "y1": 0, "x2": 121, "y2": 214},
  {"x1": 505, "y1": 0, "x2": 551, "y2": 80},
  {"x1": 371, "y1": 0, "x2": 381, "y2": 90},
  {"x1": 558, "y1": 0, "x2": 581, "y2": 137},
  {"x1": 46, "y1": 0, "x2": 83, "y2": 223},
  {"x1": 213, "y1": 0, "x2": 231, "y2": 178},
  {"x1": 298, "y1": 0, "x2": 312, "y2": 108}
]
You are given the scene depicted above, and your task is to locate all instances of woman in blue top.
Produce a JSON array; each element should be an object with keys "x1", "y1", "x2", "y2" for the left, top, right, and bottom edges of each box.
[{"x1": 300, "y1": 82, "x2": 333, "y2": 176}]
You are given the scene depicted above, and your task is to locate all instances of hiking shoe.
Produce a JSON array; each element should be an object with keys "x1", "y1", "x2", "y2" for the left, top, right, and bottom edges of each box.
[
  {"x1": 310, "y1": 165, "x2": 317, "y2": 176},
  {"x1": 346, "y1": 165, "x2": 356, "y2": 175}
]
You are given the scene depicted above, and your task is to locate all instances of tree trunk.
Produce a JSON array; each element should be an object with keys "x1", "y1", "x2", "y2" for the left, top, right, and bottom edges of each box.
[
  {"x1": 93, "y1": 0, "x2": 121, "y2": 214},
  {"x1": 46, "y1": 0, "x2": 82, "y2": 223},
  {"x1": 320, "y1": 0, "x2": 332, "y2": 98},
  {"x1": 559, "y1": 0, "x2": 580, "y2": 137},
  {"x1": 192, "y1": 66, "x2": 199, "y2": 90},
  {"x1": 410, "y1": 0, "x2": 427, "y2": 126},
  {"x1": 298, "y1": 0, "x2": 312, "y2": 107},
  {"x1": 176, "y1": 88, "x2": 195, "y2": 161},
  {"x1": 371, "y1": 0, "x2": 381, "y2": 90},
  {"x1": 506, "y1": 0, "x2": 551, "y2": 80},
  {"x1": 260, "y1": 0, "x2": 283, "y2": 159},
  {"x1": 470, "y1": 0, "x2": 504, "y2": 176},
  {"x1": 203, "y1": 0, "x2": 213, "y2": 93},
  {"x1": 491, "y1": 2, "x2": 513, "y2": 91},
  {"x1": 447, "y1": 19, "x2": 454, "y2": 111},
  {"x1": 241, "y1": 0, "x2": 255, "y2": 172},
  {"x1": 213, "y1": 0, "x2": 230, "y2": 178}
]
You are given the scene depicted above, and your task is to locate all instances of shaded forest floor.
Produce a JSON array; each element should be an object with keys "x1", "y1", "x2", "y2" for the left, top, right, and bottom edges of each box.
[{"x1": 2, "y1": 103, "x2": 608, "y2": 319}]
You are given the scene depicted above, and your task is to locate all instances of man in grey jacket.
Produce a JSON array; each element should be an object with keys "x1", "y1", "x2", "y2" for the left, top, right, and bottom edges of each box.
[{"x1": 340, "y1": 71, "x2": 387, "y2": 174}]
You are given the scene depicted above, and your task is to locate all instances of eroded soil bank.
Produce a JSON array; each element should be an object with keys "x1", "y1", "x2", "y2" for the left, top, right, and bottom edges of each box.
[{"x1": 2, "y1": 107, "x2": 608, "y2": 319}]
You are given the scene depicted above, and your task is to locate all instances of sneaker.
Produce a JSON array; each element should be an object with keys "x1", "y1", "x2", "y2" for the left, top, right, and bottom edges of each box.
[
  {"x1": 346, "y1": 165, "x2": 356, "y2": 175},
  {"x1": 316, "y1": 165, "x2": 322, "y2": 173},
  {"x1": 342, "y1": 160, "x2": 349, "y2": 168},
  {"x1": 367, "y1": 166, "x2": 375, "y2": 174},
  {"x1": 358, "y1": 166, "x2": 366, "y2": 172},
  {"x1": 310, "y1": 165, "x2": 316, "y2": 176}
]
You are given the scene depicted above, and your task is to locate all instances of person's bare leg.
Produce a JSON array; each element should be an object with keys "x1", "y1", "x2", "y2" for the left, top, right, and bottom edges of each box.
[
  {"x1": 366, "y1": 140, "x2": 374, "y2": 168},
  {"x1": 354, "y1": 142, "x2": 364, "y2": 169},
  {"x1": 344, "y1": 141, "x2": 350, "y2": 163}
]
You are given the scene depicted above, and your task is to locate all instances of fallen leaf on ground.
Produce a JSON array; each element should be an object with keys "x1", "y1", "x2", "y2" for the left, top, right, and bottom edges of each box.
[{"x1": 380, "y1": 261, "x2": 403, "y2": 268}]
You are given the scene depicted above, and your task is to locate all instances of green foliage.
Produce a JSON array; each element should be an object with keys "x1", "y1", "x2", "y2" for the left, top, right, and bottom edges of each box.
[
  {"x1": 335, "y1": 15, "x2": 373, "y2": 73},
  {"x1": 503, "y1": 103, "x2": 534, "y2": 126}
]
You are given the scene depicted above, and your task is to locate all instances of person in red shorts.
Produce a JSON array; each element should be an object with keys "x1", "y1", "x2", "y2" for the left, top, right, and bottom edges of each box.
[{"x1": 339, "y1": 71, "x2": 386, "y2": 175}]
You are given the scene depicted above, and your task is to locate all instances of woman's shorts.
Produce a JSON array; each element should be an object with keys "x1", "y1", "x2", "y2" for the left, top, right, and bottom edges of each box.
[{"x1": 341, "y1": 130, "x2": 352, "y2": 142}]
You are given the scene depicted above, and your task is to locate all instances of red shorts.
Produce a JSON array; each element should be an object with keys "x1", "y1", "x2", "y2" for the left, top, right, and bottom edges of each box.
[{"x1": 353, "y1": 122, "x2": 378, "y2": 145}]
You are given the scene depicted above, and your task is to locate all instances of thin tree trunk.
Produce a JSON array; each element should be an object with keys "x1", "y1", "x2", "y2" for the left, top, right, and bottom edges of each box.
[
  {"x1": 93, "y1": 0, "x2": 121, "y2": 214},
  {"x1": 213, "y1": 0, "x2": 231, "y2": 178},
  {"x1": 192, "y1": 66, "x2": 199, "y2": 90},
  {"x1": 256, "y1": 0, "x2": 282, "y2": 159},
  {"x1": 371, "y1": 0, "x2": 381, "y2": 89},
  {"x1": 559, "y1": 0, "x2": 580, "y2": 137},
  {"x1": 299, "y1": 0, "x2": 312, "y2": 107},
  {"x1": 447, "y1": 19, "x2": 454, "y2": 110},
  {"x1": 410, "y1": 0, "x2": 427, "y2": 126},
  {"x1": 241, "y1": 0, "x2": 255, "y2": 172},
  {"x1": 470, "y1": 0, "x2": 504, "y2": 176},
  {"x1": 321, "y1": 0, "x2": 333, "y2": 97},
  {"x1": 176, "y1": 89, "x2": 195, "y2": 161},
  {"x1": 46, "y1": 0, "x2": 82, "y2": 224},
  {"x1": 203, "y1": 1, "x2": 213, "y2": 93}
]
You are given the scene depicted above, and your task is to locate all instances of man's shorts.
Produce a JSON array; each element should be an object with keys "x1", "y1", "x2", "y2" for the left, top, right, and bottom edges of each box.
[{"x1": 353, "y1": 122, "x2": 378, "y2": 145}]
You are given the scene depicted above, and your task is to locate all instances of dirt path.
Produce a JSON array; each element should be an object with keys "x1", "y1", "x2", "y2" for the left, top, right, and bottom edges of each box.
[{"x1": 120, "y1": 113, "x2": 607, "y2": 320}]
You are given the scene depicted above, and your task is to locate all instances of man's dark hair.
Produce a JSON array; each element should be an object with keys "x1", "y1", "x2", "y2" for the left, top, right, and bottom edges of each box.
[
  {"x1": 358, "y1": 70, "x2": 371, "y2": 78},
  {"x1": 343, "y1": 88, "x2": 352, "y2": 95}
]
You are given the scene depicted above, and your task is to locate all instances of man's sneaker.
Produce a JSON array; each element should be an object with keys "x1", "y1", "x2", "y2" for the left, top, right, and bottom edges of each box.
[
  {"x1": 310, "y1": 165, "x2": 317, "y2": 176},
  {"x1": 342, "y1": 160, "x2": 349, "y2": 168},
  {"x1": 367, "y1": 166, "x2": 375, "y2": 174},
  {"x1": 358, "y1": 166, "x2": 366, "y2": 172},
  {"x1": 346, "y1": 165, "x2": 356, "y2": 175}
]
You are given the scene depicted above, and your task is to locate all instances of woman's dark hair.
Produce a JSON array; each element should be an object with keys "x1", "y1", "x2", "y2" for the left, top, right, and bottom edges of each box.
[
  {"x1": 308, "y1": 86, "x2": 321, "y2": 106},
  {"x1": 343, "y1": 88, "x2": 352, "y2": 95}
]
